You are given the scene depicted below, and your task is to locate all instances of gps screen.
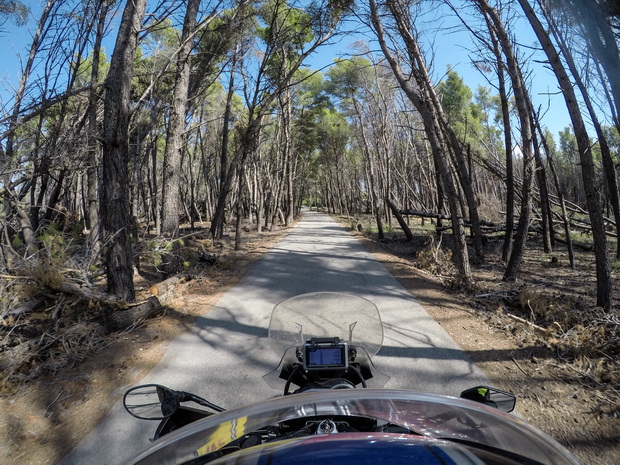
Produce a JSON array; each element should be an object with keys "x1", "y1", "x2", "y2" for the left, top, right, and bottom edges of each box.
[{"x1": 306, "y1": 346, "x2": 345, "y2": 368}]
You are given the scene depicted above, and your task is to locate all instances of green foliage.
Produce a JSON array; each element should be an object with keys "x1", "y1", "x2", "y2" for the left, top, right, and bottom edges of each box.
[
  {"x1": 256, "y1": 0, "x2": 317, "y2": 84},
  {"x1": 438, "y1": 70, "x2": 473, "y2": 121},
  {"x1": 559, "y1": 126, "x2": 578, "y2": 157},
  {"x1": 363, "y1": 223, "x2": 375, "y2": 235},
  {"x1": 73, "y1": 48, "x2": 110, "y2": 87},
  {"x1": 542, "y1": 128, "x2": 558, "y2": 155},
  {"x1": 10, "y1": 234, "x2": 23, "y2": 250},
  {"x1": 291, "y1": 68, "x2": 330, "y2": 153},
  {"x1": 303, "y1": 0, "x2": 353, "y2": 36},
  {"x1": 557, "y1": 126, "x2": 585, "y2": 201},
  {"x1": 437, "y1": 69, "x2": 486, "y2": 149},
  {"x1": 148, "y1": 18, "x2": 181, "y2": 49},
  {"x1": 190, "y1": 11, "x2": 254, "y2": 97},
  {"x1": 325, "y1": 57, "x2": 373, "y2": 104},
  {"x1": 473, "y1": 86, "x2": 502, "y2": 152},
  {"x1": 38, "y1": 224, "x2": 66, "y2": 261},
  {"x1": 316, "y1": 107, "x2": 350, "y2": 148},
  {"x1": 293, "y1": 68, "x2": 327, "y2": 108},
  {"x1": 257, "y1": 1, "x2": 314, "y2": 50},
  {"x1": 131, "y1": 19, "x2": 178, "y2": 100},
  {"x1": 603, "y1": 125, "x2": 620, "y2": 160},
  {"x1": 359, "y1": 221, "x2": 393, "y2": 236}
]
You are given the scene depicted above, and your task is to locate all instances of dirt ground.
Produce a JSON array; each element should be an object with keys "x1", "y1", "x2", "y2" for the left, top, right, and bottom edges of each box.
[
  {"x1": 351, "y1": 224, "x2": 620, "y2": 465},
  {"x1": 1, "y1": 215, "x2": 619, "y2": 464}
]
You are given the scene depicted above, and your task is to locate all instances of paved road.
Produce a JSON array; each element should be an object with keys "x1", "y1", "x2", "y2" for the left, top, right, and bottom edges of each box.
[{"x1": 61, "y1": 210, "x2": 488, "y2": 464}]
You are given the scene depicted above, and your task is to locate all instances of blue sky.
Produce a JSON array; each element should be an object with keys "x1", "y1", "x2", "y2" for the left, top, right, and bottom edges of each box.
[
  {"x1": 1, "y1": 1, "x2": 572, "y2": 140},
  {"x1": 306, "y1": 6, "x2": 574, "y2": 140}
]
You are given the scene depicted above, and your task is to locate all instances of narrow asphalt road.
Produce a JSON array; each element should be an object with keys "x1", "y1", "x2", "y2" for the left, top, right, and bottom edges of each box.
[{"x1": 61, "y1": 210, "x2": 488, "y2": 464}]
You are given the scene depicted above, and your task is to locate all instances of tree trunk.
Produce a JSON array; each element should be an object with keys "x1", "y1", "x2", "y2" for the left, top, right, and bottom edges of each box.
[
  {"x1": 531, "y1": 123, "x2": 553, "y2": 252},
  {"x1": 474, "y1": 1, "x2": 536, "y2": 282},
  {"x1": 100, "y1": 0, "x2": 147, "y2": 301},
  {"x1": 235, "y1": 160, "x2": 246, "y2": 250},
  {"x1": 568, "y1": 0, "x2": 620, "y2": 127},
  {"x1": 87, "y1": 0, "x2": 109, "y2": 256},
  {"x1": 210, "y1": 119, "x2": 259, "y2": 238},
  {"x1": 281, "y1": 86, "x2": 295, "y2": 226},
  {"x1": 521, "y1": 0, "x2": 612, "y2": 309},
  {"x1": 441, "y1": 112, "x2": 485, "y2": 263},
  {"x1": 3, "y1": 0, "x2": 54, "y2": 165},
  {"x1": 387, "y1": 197, "x2": 414, "y2": 241},
  {"x1": 218, "y1": 48, "x2": 238, "y2": 237},
  {"x1": 352, "y1": 97, "x2": 384, "y2": 240},
  {"x1": 486, "y1": 18, "x2": 515, "y2": 262},
  {"x1": 540, "y1": 126, "x2": 575, "y2": 268},
  {"x1": 370, "y1": 0, "x2": 472, "y2": 283},
  {"x1": 161, "y1": 0, "x2": 201, "y2": 237},
  {"x1": 543, "y1": 3, "x2": 620, "y2": 259}
]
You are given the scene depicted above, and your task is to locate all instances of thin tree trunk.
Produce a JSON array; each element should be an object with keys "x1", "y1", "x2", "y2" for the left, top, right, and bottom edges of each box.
[
  {"x1": 370, "y1": 0, "x2": 472, "y2": 282},
  {"x1": 531, "y1": 121, "x2": 553, "y2": 252},
  {"x1": 281, "y1": 87, "x2": 295, "y2": 226},
  {"x1": 539, "y1": 125, "x2": 575, "y2": 268},
  {"x1": 87, "y1": 0, "x2": 109, "y2": 256},
  {"x1": 475, "y1": 0, "x2": 536, "y2": 282},
  {"x1": 442, "y1": 116, "x2": 485, "y2": 262},
  {"x1": 235, "y1": 161, "x2": 246, "y2": 250},
  {"x1": 4, "y1": 0, "x2": 54, "y2": 164},
  {"x1": 486, "y1": 19, "x2": 515, "y2": 262},
  {"x1": 211, "y1": 119, "x2": 259, "y2": 238},
  {"x1": 161, "y1": 0, "x2": 201, "y2": 237},
  {"x1": 218, "y1": 48, "x2": 238, "y2": 238}
]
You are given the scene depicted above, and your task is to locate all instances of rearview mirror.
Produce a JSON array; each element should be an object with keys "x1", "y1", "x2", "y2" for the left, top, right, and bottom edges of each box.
[
  {"x1": 460, "y1": 386, "x2": 516, "y2": 413},
  {"x1": 123, "y1": 384, "x2": 180, "y2": 420}
]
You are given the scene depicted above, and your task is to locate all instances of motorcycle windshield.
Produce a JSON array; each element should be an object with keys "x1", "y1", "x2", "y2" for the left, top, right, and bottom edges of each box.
[
  {"x1": 126, "y1": 390, "x2": 580, "y2": 465},
  {"x1": 267, "y1": 292, "x2": 384, "y2": 357}
]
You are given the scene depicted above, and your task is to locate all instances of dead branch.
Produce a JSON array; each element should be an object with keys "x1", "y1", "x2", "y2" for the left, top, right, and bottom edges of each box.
[
  {"x1": 53, "y1": 281, "x2": 125, "y2": 308},
  {"x1": 387, "y1": 198, "x2": 414, "y2": 241},
  {"x1": 505, "y1": 312, "x2": 550, "y2": 334},
  {"x1": 98, "y1": 296, "x2": 163, "y2": 333},
  {"x1": 3, "y1": 297, "x2": 44, "y2": 322},
  {"x1": 511, "y1": 356, "x2": 529, "y2": 376},
  {"x1": 148, "y1": 274, "x2": 191, "y2": 306}
]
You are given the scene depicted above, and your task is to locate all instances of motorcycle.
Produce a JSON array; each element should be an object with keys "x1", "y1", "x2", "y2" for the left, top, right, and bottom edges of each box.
[{"x1": 123, "y1": 292, "x2": 580, "y2": 465}]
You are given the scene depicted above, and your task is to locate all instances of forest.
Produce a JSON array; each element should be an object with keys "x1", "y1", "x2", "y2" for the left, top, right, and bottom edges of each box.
[{"x1": 0, "y1": 0, "x2": 619, "y2": 382}]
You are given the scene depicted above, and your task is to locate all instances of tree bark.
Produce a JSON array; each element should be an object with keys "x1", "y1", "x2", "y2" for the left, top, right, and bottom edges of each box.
[
  {"x1": 531, "y1": 120, "x2": 554, "y2": 252},
  {"x1": 387, "y1": 197, "x2": 414, "y2": 241},
  {"x1": 100, "y1": 0, "x2": 147, "y2": 301},
  {"x1": 280, "y1": 86, "x2": 295, "y2": 226},
  {"x1": 161, "y1": 0, "x2": 201, "y2": 237},
  {"x1": 483, "y1": 14, "x2": 515, "y2": 262},
  {"x1": 87, "y1": 0, "x2": 109, "y2": 257},
  {"x1": 218, "y1": 48, "x2": 239, "y2": 238},
  {"x1": 539, "y1": 125, "x2": 575, "y2": 268}
]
